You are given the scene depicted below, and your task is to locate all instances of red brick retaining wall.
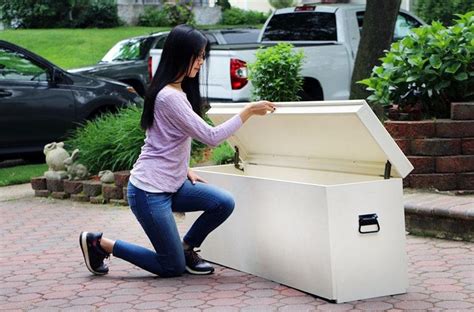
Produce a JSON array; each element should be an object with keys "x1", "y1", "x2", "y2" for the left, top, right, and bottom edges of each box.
[
  {"x1": 31, "y1": 171, "x2": 130, "y2": 205},
  {"x1": 385, "y1": 102, "x2": 474, "y2": 191}
]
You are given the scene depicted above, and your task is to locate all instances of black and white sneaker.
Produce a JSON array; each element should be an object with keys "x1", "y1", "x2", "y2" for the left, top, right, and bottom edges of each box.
[
  {"x1": 79, "y1": 232, "x2": 110, "y2": 275},
  {"x1": 184, "y1": 249, "x2": 215, "y2": 275}
]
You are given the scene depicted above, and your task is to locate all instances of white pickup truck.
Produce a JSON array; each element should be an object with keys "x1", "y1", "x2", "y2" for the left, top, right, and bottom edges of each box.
[{"x1": 150, "y1": 4, "x2": 424, "y2": 101}]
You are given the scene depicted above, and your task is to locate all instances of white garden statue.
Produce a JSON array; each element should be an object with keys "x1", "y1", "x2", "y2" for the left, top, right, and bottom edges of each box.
[
  {"x1": 43, "y1": 142, "x2": 69, "y2": 180},
  {"x1": 64, "y1": 149, "x2": 89, "y2": 181},
  {"x1": 98, "y1": 170, "x2": 115, "y2": 183}
]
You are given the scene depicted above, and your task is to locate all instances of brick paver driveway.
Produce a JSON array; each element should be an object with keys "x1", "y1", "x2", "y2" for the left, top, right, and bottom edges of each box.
[{"x1": 1, "y1": 195, "x2": 473, "y2": 311}]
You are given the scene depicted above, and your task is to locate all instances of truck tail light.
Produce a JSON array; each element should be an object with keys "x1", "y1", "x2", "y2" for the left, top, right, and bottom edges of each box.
[
  {"x1": 230, "y1": 58, "x2": 248, "y2": 90},
  {"x1": 148, "y1": 56, "x2": 153, "y2": 82}
]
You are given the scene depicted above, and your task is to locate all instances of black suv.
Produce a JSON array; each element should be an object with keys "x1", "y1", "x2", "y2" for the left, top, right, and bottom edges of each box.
[
  {"x1": 0, "y1": 40, "x2": 143, "y2": 161},
  {"x1": 69, "y1": 28, "x2": 261, "y2": 97}
]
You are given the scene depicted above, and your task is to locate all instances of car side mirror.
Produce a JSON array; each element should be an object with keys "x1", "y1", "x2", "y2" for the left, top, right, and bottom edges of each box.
[
  {"x1": 49, "y1": 68, "x2": 66, "y2": 87},
  {"x1": 49, "y1": 68, "x2": 58, "y2": 87}
]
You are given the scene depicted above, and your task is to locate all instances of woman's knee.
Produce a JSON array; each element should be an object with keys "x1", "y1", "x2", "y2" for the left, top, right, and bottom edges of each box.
[
  {"x1": 159, "y1": 266, "x2": 185, "y2": 278},
  {"x1": 157, "y1": 261, "x2": 185, "y2": 277},
  {"x1": 156, "y1": 247, "x2": 186, "y2": 277},
  {"x1": 219, "y1": 191, "x2": 235, "y2": 216}
]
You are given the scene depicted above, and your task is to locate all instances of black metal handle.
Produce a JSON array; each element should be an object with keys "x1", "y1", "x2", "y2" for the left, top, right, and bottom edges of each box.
[{"x1": 359, "y1": 213, "x2": 380, "y2": 234}]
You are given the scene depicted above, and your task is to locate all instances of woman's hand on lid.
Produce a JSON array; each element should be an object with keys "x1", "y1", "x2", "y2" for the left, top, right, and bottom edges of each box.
[
  {"x1": 248, "y1": 101, "x2": 276, "y2": 116},
  {"x1": 240, "y1": 101, "x2": 276, "y2": 123}
]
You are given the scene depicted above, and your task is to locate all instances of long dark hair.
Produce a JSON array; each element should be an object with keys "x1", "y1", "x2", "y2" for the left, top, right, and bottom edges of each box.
[{"x1": 141, "y1": 24, "x2": 210, "y2": 130}]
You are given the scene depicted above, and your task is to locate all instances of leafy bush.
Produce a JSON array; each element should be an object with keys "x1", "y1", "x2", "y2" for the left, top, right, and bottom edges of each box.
[
  {"x1": 0, "y1": 0, "x2": 67, "y2": 28},
  {"x1": 415, "y1": 0, "x2": 474, "y2": 26},
  {"x1": 167, "y1": 3, "x2": 195, "y2": 26},
  {"x1": 66, "y1": 107, "x2": 145, "y2": 174},
  {"x1": 139, "y1": 7, "x2": 171, "y2": 27},
  {"x1": 71, "y1": 0, "x2": 122, "y2": 28},
  {"x1": 138, "y1": 3, "x2": 194, "y2": 27},
  {"x1": 0, "y1": 0, "x2": 121, "y2": 28},
  {"x1": 269, "y1": 0, "x2": 296, "y2": 9},
  {"x1": 359, "y1": 12, "x2": 474, "y2": 120},
  {"x1": 248, "y1": 43, "x2": 304, "y2": 101},
  {"x1": 221, "y1": 8, "x2": 268, "y2": 25}
]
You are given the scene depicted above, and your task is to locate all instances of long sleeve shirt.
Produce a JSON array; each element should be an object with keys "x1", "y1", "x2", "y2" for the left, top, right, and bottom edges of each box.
[{"x1": 130, "y1": 85, "x2": 242, "y2": 193}]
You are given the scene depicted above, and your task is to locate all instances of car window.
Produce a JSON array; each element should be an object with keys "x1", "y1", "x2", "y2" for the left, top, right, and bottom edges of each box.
[
  {"x1": 153, "y1": 36, "x2": 168, "y2": 49},
  {"x1": 101, "y1": 37, "x2": 148, "y2": 62},
  {"x1": 394, "y1": 13, "x2": 422, "y2": 40},
  {"x1": 205, "y1": 34, "x2": 218, "y2": 45},
  {"x1": 356, "y1": 11, "x2": 422, "y2": 40},
  {"x1": 0, "y1": 47, "x2": 48, "y2": 81},
  {"x1": 262, "y1": 12, "x2": 337, "y2": 41}
]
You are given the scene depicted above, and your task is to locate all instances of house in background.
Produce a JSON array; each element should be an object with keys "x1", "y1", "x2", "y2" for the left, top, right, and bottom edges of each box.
[
  {"x1": 218, "y1": 0, "x2": 414, "y2": 12},
  {"x1": 117, "y1": 0, "x2": 220, "y2": 25},
  {"x1": 117, "y1": 0, "x2": 416, "y2": 25}
]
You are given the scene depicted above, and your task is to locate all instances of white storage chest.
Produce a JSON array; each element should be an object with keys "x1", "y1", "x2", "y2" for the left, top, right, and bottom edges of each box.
[{"x1": 185, "y1": 100, "x2": 414, "y2": 303}]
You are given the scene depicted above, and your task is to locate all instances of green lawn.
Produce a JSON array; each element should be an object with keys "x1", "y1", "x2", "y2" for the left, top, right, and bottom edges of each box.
[
  {"x1": 0, "y1": 163, "x2": 48, "y2": 187},
  {"x1": 0, "y1": 27, "x2": 166, "y2": 68},
  {"x1": 0, "y1": 25, "x2": 262, "y2": 69}
]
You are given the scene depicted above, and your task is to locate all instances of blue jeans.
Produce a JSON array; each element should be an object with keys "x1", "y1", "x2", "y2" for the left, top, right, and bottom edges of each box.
[{"x1": 112, "y1": 180, "x2": 235, "y2": 277}]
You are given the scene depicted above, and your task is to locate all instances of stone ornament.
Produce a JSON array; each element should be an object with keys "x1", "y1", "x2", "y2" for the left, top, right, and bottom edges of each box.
[
  {"x1": 43, "y1": 142, "x2": 69, "y2": 180},
  {"x1": 99, "y1": 170, "x2": 115, "y2": 184},
  {"x1": 64, "y1": 149, "x2": 89, "y2": 181}
]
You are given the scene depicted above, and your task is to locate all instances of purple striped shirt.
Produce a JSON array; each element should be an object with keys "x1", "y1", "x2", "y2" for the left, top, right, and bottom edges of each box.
[{"x1": 130, "y1": 86, "x2": 242, "y2": 193}]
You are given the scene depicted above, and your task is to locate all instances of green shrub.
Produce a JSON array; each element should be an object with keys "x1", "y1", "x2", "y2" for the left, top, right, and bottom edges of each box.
[
  {"x1": 212, "y1": 142, "x2": 234, "y2": 165},
  {"x1": 66, "y1": 107, "x2": 145, "y2": 174},
  {"x1": 0, "y1": 0, "x2": 67, "y2": 28},
  {"x1": 139, "y1": 7, "x2": 171, "y2": 27},
  {"x1": 167, "y1": 3, "x2": 195, "y2": 26},
  {"x1": 359, "y1": 12, "x2": 474, "y2": 120},
  {"x1": 221, "y1": 8, "x2": 268, "y2": 25},
  {"x1": 269, "y1": 0, "x2": 296, "y2": 9},
  {"x1": 415, "y1": 0, "x2": 474, "y2": 25},
  {"x1": 138, "y1": 3, "x2": 194, "y2": 27},
  {"x1": 0, "y1": 0, "x2": 121, "y2": 28},
  {"x1": 72, "y1": 0, "x2": 122, "y2": 28},
  {"x1": 248, "y1": 43, "x2": 304, "y2": 101}
]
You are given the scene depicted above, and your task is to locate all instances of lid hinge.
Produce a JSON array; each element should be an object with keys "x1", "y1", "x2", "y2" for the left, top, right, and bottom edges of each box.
[
  {"x1": 234, "y1": 146, "x2": 244, "y2": 171},
  {"x1": 384, "y1": 161, "x2": 392, "y2": 179}
]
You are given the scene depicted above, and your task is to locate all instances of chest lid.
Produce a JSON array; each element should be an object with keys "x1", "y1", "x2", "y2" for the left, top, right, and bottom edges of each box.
[{"x1": 207, "y1": 100, "x2": 413, "y2": 178}]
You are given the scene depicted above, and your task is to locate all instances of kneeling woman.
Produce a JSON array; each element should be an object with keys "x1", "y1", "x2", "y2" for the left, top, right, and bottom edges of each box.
[{"x1": 79, "y1": 24, "x2": 275, "y2": 277}]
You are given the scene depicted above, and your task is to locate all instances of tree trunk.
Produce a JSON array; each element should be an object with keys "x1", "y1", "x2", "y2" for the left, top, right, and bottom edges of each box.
[{"x1": 350, "y1": 0, "x2": 401, "y2": 100}]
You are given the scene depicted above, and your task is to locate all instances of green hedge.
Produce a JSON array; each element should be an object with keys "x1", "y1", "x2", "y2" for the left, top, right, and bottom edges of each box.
[
  {"x1": 0, "y1": 0, "x2": 121, "y2": 29},
  {"x1": 221, "y1": 8, "x2": 268, "y2": 25},
  {"x1": 138, "y1": 4, "x2": 194, "y2": 27}
]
